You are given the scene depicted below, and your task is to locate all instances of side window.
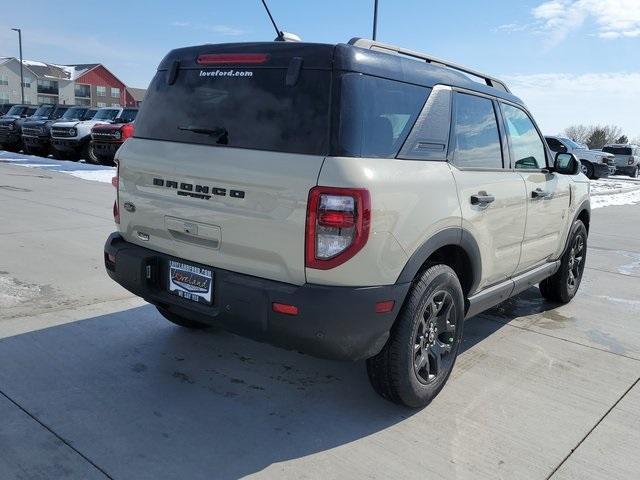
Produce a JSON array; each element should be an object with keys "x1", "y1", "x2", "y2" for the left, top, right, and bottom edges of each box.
[
  {"x1": 545, "y1": 137, "x2": 564, "y2": 153},
  {"x1": 451, "y1": 93, "x2": 502, "y2": 168},
  {"x1": 502, "y1": 103, "x2": 547, "y2": 169}
]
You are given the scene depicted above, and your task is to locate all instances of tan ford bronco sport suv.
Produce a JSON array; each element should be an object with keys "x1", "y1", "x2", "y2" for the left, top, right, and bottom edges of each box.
[{"x1": 104, "y1": 38, "x2": 590, "y2": 407}]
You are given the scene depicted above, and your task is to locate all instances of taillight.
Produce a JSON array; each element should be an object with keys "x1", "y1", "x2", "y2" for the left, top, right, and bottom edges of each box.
[
  {"x1": 112, "y1": 163, "x2": 120, "y2": 224},
  {"x1": 629, "y1": 157, "x2": 635, "y2": 165},
  {"x1": 196, "y1": 53, "x2": 269, "y2": 65},
  {"x1": 305, "y1": 187, "x2": 371, "y2": 270},
  {"x1": 121, "y1": 124, "x2": 134, "y2": 140}
]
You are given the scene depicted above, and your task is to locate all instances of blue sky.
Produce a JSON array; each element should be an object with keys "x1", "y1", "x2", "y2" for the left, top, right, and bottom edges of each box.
[{"x1": 2, "y1": 0, "x2": 639, "y2": 138}]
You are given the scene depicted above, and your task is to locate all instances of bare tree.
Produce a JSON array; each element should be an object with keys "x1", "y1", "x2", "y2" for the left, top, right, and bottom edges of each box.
[
  {"x1": 564, "y1": 124, "x2": 626, "y2": 148},
  {"x1": 616, "y1": 135, "x2": 629, "y2": 144},
  {"x1": 564, "y1": 125, "x2": 590, "y2": 144},
  {"x1": 602, "y1": 125, "x2": 623, "y2": 145}
]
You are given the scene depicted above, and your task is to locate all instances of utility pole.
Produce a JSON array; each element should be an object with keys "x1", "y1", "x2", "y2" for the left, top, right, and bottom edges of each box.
[
  {"x1": 11, "y1": 28, "x2": 24, "y2": 104},
  {"x1": 372, "y1": 0, "x2": 379, "y2": 40}
]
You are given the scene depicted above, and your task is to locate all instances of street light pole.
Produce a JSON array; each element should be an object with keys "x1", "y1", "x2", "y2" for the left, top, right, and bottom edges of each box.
[
  {"x1": 372, "y1": 0, "x2": 379, "y2": 40},
  {"x1": 11, "y1": 28, "x2": 24, "y2": 104}
]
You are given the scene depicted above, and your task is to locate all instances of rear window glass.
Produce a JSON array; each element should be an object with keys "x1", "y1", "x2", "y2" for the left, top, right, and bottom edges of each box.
[
  {"x1": 603, "y1": 146, "x2": 632, "y2": 155},
  {"x1": 134, "y1": 68, "x2": 331, "y2": 155},
  {"x1": 335, "y1": 73, "x2": 429, "y2": 158}
]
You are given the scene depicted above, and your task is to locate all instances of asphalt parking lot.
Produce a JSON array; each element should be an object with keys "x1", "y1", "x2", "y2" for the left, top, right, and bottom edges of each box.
[{"x1": 1, "y1": 154, "x2": 639, "y2": 480}]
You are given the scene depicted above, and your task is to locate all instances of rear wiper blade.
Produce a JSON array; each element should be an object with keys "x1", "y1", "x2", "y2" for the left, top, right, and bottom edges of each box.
[{"x1": 178, "y1": 125, "x2": 227, "y2": 138}]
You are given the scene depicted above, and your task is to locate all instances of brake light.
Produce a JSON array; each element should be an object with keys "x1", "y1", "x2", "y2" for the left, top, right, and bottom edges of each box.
[
  {"x1": 629, "y1": 157, "x2": 635, "y2": 165},
  {"x1": 196, "y1": 53, "x2": 269, "y2": 65},
  {"x1": 113, "y1": 162, "x2": 120, "y2": 224},
  {"x1": 121, "y1": 124, "x2": 134, "y2": 140},
  {"x1": 272, "y1": 303, "x2": 299, "y2": 315},
  {"x1": 305, "y1": 187, "x2": 371, "y2": 270}
]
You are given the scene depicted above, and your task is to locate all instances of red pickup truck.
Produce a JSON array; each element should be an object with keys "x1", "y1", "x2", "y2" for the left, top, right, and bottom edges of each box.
[{"x1": 90, "y1": 122, "x2": 134, "y2": 165}]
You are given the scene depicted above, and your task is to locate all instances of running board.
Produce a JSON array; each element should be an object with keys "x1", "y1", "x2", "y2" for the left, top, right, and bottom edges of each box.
[{"x1": 465, "y1": 261, "x2": 560, "y2": 319}]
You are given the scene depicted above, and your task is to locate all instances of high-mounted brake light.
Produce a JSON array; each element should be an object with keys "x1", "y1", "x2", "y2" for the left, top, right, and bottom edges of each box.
[
  {"x1": 272, "y1": 303, "x2": 299, "y2": 315},
  {"x1": 196, "y1": 53, "x2": 269, "y2": 65},
  {"x1": 306, "y1": 186, "x2": 371, "y2": 270}
]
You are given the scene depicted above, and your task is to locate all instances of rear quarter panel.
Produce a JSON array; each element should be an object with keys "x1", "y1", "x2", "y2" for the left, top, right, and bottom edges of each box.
[{"x1": 310, "y1": 157, "x2": 461, "y2": 286}]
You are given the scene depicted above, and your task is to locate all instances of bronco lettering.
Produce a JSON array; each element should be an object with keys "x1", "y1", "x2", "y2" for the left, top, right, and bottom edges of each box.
[{"x1": 153, "y1": 177, "x2": 245, "y2": 200}]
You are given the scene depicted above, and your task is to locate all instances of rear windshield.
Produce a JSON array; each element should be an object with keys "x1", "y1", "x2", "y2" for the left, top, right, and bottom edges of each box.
[
  {"x1": 603, "y1": 146, "x2": 632, "y2": 155},
  {"x1": 134, "y1": 67, "x2": 331, "y2": 155}
]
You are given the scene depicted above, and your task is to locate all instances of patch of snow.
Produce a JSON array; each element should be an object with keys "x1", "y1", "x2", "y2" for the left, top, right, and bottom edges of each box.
[
  {"x1": 0, "y1": 276, "x2": 41, "y2": 308},
  {"x1": 68, "y1": 169, "x2": 115, "y2": 183},
  {"x1": 22, "y1": 60, "x2": 48, "y2": 67},
  {"x1": 591, "y1": 188, "x2": 640, "y2": 209}
]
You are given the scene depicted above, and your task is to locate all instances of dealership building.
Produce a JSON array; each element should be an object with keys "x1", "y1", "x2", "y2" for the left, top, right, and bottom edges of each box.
[{"x1": 0, "y1": 57, "x2": 145, "y2": 107}]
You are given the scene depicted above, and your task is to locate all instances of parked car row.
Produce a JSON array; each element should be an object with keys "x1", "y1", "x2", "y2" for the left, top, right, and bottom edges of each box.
[
  {"x1": 545, "y1": 136, "x2": 615, "y2": 179},
  {"x1": 0, "y1": 103, "x2": 137, "y2": 165}
]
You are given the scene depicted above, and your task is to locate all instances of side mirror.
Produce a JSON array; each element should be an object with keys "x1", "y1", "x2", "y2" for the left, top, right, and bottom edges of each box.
[{"x1": 554, "y1": 152, "x2": 580, "y2": 175}]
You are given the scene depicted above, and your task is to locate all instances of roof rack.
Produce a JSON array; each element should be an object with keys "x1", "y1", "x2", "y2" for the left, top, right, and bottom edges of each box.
[{"x1": 348, "y1": 38, "x2": 510, "y2": 93}]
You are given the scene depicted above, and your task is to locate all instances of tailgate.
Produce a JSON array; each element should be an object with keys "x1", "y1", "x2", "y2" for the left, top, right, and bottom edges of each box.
[
  {"x1": 116, "y1": 42, "x2": 334, "y2": 285},
  {"x1": 117, "y1": 139, "x2": 323, "y2": 285}
]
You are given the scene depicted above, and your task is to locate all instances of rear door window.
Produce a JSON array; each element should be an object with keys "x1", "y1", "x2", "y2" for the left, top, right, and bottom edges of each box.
[
  {"x1": 502, "y1": 103, "x2": 547, "y2": 169},
  {"x1": 135, "y1": 68, "x2": 331, "y2": 155},
  {"x1": 335, "y1": 73, "x2": 429, "y2": 158},
  {"x1": 451, "y1": 93, "x2": 502, "y2": 169}
]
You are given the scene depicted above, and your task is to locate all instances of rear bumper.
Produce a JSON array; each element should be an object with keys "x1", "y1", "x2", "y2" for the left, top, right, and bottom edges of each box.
[
  {"x1": 104, "y1": 233, "x2": 410, "y2": 361},
  {"x1": 615, "y1": 165, "x2": 637, "y2": 175},
  {"x1": 51, "y1": 138, "x2": 83, "y2": 152}
]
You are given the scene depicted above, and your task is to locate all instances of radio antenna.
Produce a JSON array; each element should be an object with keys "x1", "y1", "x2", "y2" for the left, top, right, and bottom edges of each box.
[{"x1": 260, "y1": 0, "x2": 285, "y2": 41}]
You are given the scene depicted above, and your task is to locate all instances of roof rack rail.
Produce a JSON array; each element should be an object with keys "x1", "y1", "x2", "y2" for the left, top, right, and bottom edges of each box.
[{"x1": 348, "y1": 38, "x2": 510, "y2": 93}]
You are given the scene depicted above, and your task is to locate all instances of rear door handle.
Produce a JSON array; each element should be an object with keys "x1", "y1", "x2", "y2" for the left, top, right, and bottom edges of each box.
[
  {"x1": 531, "y1": 188, "x2": 551, "y2": 199},
  {"x1": 470, "y1": 191, "x2": 495, "y2": 205}
]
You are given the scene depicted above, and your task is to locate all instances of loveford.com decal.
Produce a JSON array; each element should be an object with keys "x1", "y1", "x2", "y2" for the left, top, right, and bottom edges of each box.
[{"x1": 199, "y1": 70, "x2": 254, "y2": 77}]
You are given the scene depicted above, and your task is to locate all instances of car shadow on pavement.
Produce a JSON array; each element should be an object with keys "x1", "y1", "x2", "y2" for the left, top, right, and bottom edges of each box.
[
  {"x1": 460, "y1": 286, "x2": 563, "y2": 354},
  {"x1": 0, "y1": 288, "x2": 561, "y2": 479},
  {"x1": 0, "y1": 304, "x2": 418, "y2": 480}
]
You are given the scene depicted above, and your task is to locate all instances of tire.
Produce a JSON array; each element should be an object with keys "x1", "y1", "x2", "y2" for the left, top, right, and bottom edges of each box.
[
  {"x1": 540, "y1": 220, "x2": 587, "y2": 304},
  {"x1": 580, "y1": 161, "x2": 594, "y2": 179},
  {"x1": 82, "y1": 142, "x2": 99, "y2": 164},
  {"x1": 629, "y1": 166, "x2": 639, "y2": 178},
  {"x1": 156, "y1": 305, "x2": 210, "y2": 329},
  {"x1": 366, "y1": 264, "x2": 465, "y2": 408}
]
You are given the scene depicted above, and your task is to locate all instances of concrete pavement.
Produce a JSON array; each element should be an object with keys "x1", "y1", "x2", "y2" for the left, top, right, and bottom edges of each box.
[{"x1": 0, "y1": 159, "x2": 639, "y2": 479}]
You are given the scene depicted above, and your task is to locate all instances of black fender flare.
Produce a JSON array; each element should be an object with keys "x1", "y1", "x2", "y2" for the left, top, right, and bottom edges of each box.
[
  {"x1": 560, "y1": 199, "x2": 590, "y2": 258},
  {"x1": 396, "y1": 227, "x2": 482, "y2": 295}
]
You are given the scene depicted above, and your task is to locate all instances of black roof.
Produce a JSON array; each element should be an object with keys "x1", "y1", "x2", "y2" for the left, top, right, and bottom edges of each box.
[{"x1": 156, "y1": 41, "x2": 523, "y2": 105}]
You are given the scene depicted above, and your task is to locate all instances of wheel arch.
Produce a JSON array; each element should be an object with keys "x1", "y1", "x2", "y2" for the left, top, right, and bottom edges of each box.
[{"x1": 396, "y1": 227, "x2": 482, "y2": 298}]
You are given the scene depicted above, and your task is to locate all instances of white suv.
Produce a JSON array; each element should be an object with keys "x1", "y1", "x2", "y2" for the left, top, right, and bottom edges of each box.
[{"x1": 104, "y1": 39, "x2": 590, "y2": 408}]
